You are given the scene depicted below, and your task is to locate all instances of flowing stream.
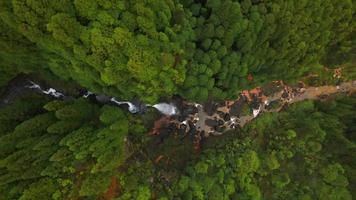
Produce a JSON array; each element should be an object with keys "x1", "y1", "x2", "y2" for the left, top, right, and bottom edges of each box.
[
  {"x1": 1, "y1": 76, "x2": 355, "y2": 139},
  {"x1": 24, "y1": 81, "x2": 179, "y2": 116}
]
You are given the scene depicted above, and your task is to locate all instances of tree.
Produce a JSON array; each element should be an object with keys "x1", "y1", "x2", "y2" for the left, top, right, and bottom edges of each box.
[{"x1": 0, "y1": 96, "x2": 146, "y2": 199}]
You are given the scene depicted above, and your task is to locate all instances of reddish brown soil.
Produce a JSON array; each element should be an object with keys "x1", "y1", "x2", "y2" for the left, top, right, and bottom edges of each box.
[{"x1": 103, "y1": 177, "x2": 120, "y2": 200}]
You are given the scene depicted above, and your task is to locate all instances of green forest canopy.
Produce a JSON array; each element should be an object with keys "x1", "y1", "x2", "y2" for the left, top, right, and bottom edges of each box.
[
  {"x1": 0, "y1": 0, "x2": 354, "y2": 102},
  {"x1": 119, "y1": 95, "x2": 356, "y2": 200},
  {"x1": 0, "y1": 93, "x2": 354, "y2": 199},
  {"x1": 0, "y1": 0, "x2": 355, "y2": 199},
  {"x1": 0, "y1": 93, "x2": 146, "y2": 199}
]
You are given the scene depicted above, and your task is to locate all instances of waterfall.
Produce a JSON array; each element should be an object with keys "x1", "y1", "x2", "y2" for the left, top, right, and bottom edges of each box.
[
  {"x1": 152, "y1": 103, "x2": 178, "y2": 116},
  {"x1": 83, "y1": 91, "x2": 93, "y2": 98},
  {"x1": 110, "y1": 98, "x2": 139, "y2": 113},
  {"x1": 25, "y1": 81, "x2": 180, "y2": 116},
  {"x1": 252, "y1": 105, "x2": 262, "y2": 118},
  {"x1": 26, "y1": 81, "x2": 64, "y2": 98}
]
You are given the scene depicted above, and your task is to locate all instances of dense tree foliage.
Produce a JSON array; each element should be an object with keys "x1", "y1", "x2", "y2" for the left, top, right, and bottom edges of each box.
[
  {"x1": 0, "y1": 0, "x2": 194, "y2": 103},
  {"x1": 111, "y1": 95, "x2": 355, "y2": 199},
  {"x1": 164, "y1": 96, "x2": 356, "y2": 200},
  {"x1": 0, "y1": 0, "x2": 355, "y2": 199},
  {"x1": 0, "y1": 19, "x2": 44, "y2": 87},
  {"x1": 0, "y1": 0, "x2": 354, "y2": 102},
  {"x1": 0, "y1": 94, "x2": 146, "y2": 199},
  {"x1": 180, "y1": 0, "x2": 354, "y2": 101}
]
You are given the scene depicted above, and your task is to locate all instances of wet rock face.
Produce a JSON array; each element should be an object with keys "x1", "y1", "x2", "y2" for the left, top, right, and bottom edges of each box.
[
  {"x1": 205, "y1": 119, "x2": 219, "y2": 127},
  {"x1": 281, "y1": 91, "x2": 289, "y2": 98},
  {"x1": 203, "y1": 101, "x2": 218, "y2": 116},
  {"x1": 95, "y1": 95, "x2": 112, "y2": 104},
  {"x1": 266, "y1": 100, "x2": 282, "y2": 110},
  {"x1": 171, "y1": 95, "x2": 184, "y2": 109},
  {"x1": 178, "y1": 104, "x2": 198, "y2": 122},
  {"x1": 229, "y1": 98, "x2": 245, "y2": 117},
  {"x1": 251, "y1": 95, "x2": 260, "y2": 110},
  {"x1": 214, "y1": 126, "x2": 225, "y2": 132},
  {"x1": 179, "y1": 124, "x2": 187, "y2": 132},
  {"x1": 223, "y1": 113, "x2": 231, "y2": 121},
  {"x1": 187, "y1": 105, "x2": 199, "y2": 115}
]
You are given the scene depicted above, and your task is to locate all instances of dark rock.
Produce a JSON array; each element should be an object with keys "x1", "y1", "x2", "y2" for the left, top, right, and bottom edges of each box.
[
  {"x1": 78, "y1": 88, "x2": 88, "y2": 97},
  {"x1": 215, "y1": 126, "x2": 226, "y2": 132},
  {"x1": 139, "y1": 103, "x2": 147, "y2": 114},
  {"x1": 96, "y1": 94, "x2": 112, "y2": 104},
  {"x1": 203, "y1": 101, "x2": 217, "y2": 116},
  {"x1": 188, "y1": 121, "x2": 195, "y2": 129},
  {"x1": 179, "y1": 124, "x2": 187, "y2": 131},
  {"x1": 223, "y1": 113, "x2": 231, "y2": 121},
  {"x1": 131, "y1": 98, "x2": 146, "y2": 114},
  {"x1": 282, "y1": 91, "x2": 289, "y2": 98},
  {"x1": 229, "y1": 98, "x2": 245, "y2": 117},
  {"x1": 185, "y1": 105, "x2": 198, "y2": 115},
  {"x1": 188, "y1": 125, "x2": 197, "y2": 140},
  {"x1": 217, "y1": 101, "x2": 226, "y2": 107},
  {"x1": 62, "y1": 96, "x2": 75, "y2": 101},
  {"x1": 178, "y1": 128, "x2": 186, "y2": 136},
  {"x1": 178, "y1": 115, "x2": 185, "y2": 122},
  {"x1": 86, "y1": 94, "x2": 97, "y2": 102},
  {"x1": 230, "y1": 124, "x2": 236, "y2": 129},
  {"x1": 218, "y1": 119, "x2": 224, "y2": 126},
  {"x1": 117, "y1": 103, "x2": 129, "y2": 111},
  {"x1": 266, "y1": 100, "x2": 281, "y2": 110},
  {"x1": 171, "y1": 95, "x2": 184, "y2": 109},
  {"x1": 217, "y1": 111, "x2": 225, "y2": 118},
  {"x1": 205, "y1": 119, "x2": 219, "y2": 127},
  {"x1": 251, "y1": 101, "x2": 260, "y2": 110},
  {"x1": 168, "y1": 122, "x2": 177, "y2": 132}
]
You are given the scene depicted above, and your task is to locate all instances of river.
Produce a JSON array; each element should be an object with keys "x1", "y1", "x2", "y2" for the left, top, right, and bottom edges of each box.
[{"x1": 0, "y1": 74, "x2": 355, "y2": 143}]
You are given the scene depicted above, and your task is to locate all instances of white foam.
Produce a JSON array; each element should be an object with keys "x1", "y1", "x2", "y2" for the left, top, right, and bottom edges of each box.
[
  {"x1": 26, "y1": 82, "x2": 64, "y2": 98},
  {"x1": 110, "y1": 98, "x2": 139, "y2": 113},
  {"x1": 152, "y1": 103, "x2": 178, "y2": 116},
  {"x1": 26, "y1": 81, "x2": 42, "y2": 90},
  {"x1": 264, "y1": 100, "x2": 269, "y2": 105},
  {"x1": 252, "y1": 105, "x2": 262, "y2": 118},
  {"x1": 194, "y1": 103, "x2": 202, "y2": 108},
  {"x1": 43, "y1": 88, "x2": 64, "y2": 98},
  {"x1": 83, "y1": 91, "x2": 93, "y2": 98}
]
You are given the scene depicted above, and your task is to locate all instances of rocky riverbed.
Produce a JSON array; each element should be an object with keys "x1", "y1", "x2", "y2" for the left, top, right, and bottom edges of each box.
[
  {"x1": 1, "y1": 74, "x2": 355, "y2": 150},
  {"x1": 150, "y1": 80, "x2": 356, "y2": 149}
]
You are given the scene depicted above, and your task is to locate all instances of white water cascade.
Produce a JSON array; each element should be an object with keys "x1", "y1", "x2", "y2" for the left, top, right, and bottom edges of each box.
[
  {"x1": 252, "y1": 105, "x2": 262, "y2": 118},
  {"x1": 151, "y1": 103, "x2": 178, "y2": 116},
  {"x1": 26, "y1": 81, "x2": 64, "y2": 98},
  {"x1": 26, "y1": 81, "x2": 180, "y2": 116},
  {"x1": 110, "y1": 98, "x2": 140, "y2": 113}
]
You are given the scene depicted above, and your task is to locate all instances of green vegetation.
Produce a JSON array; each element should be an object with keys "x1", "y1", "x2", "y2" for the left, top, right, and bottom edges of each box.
[
  {"x1": 117, "y1": 95, "x2": 356, "y2": 199},
  {"x1": 0, "y1": 94, "x2": 146, "y2": 199},
  {"x1": 0, "y1": 0, "x2": 355, "y2": 199},
  {"x1": 1, "y1": 93, "x2": 355, "y2": 199},
  {"x1": 168, "y1": 97, "x2": 355, "y2": 200},
  {"x1": 0, "y1": 0, "x2": 354, "y2": 102}
]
